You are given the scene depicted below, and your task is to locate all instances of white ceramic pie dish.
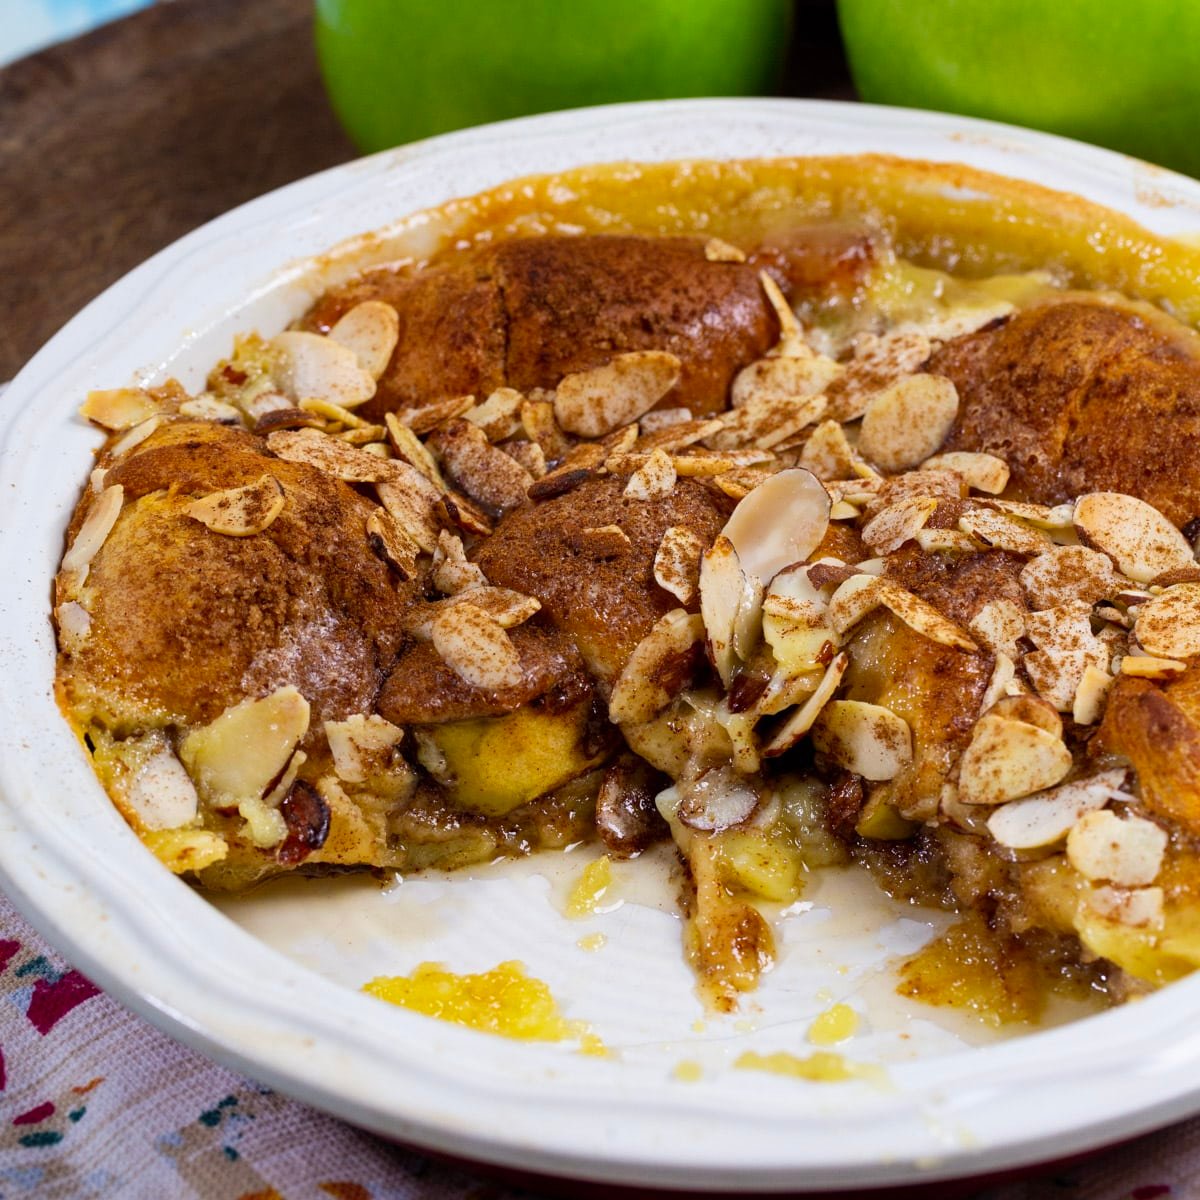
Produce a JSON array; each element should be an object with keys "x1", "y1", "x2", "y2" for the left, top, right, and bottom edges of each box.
[{"x1": 4, "y1": 99, "x2": 1200, "y2": 1193}]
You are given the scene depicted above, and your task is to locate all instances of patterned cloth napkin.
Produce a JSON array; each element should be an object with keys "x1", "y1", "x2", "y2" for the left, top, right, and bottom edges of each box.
[{"x1": 0, "y1": 891, "x2": 1195, "y2": 1200}]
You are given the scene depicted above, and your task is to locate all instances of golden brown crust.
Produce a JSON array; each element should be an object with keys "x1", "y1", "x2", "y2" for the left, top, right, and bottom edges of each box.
[
  {"x1": 936, "y1": 297, "x2": 1200, "y2": 526},
  {"x1": 472, "y1": 474, "x2": 732, "y2": 688}
]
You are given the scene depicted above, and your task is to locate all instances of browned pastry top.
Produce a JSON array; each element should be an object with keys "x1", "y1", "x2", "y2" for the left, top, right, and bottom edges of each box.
[{"x1": 935, "y1": 296, "x2": 1200, "y2": 527}]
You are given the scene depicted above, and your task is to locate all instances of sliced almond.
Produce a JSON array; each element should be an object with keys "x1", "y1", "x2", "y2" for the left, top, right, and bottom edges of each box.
[
  {"x1": 798, "y1": 420, "x2": 858, "y2": 481},
  {"x1": 328, "y1": 300, "x2": 400, "y2": 380},
  {"x1": 179, "y1": 395, "x2": 242, "y2": 424},
  {"x1": 270, "y1": 330, "x2": 376, "y2": 410},
  {"x1": 711, "y1": 465, "x2": 779, "y2": 501},
  {"x1": 376, "y1": 468, "x2": 444, "y2": 555},
  {"x1": 384, "y1": 412, "x2": 444, "y2": 486},
  {"x1": 981, "y1": 499, "x2": 1073, "y2": 530},
  {"x1": 712, "y1": 386, "x2": 829, "y2": 451},
  {"x1": 299, "y1": 396, "x2": 372, "y2": 429},
  {"x1": 980, "y1": 653, "x2": 1018, "y2": 711},
  {"x1": 427, "y1": 418, "x2": 534, "y2": 514},
  {"x1": 957, "y1": 715, "x2": 1073, "y2": 806},
  {"x1": 828, "y1": 574, "x2": 976, "y2": 651},
  {"x1": 520, "y1": 397, "x2": 571, "y2": 461},
  {"x1": 432, "y1": 529, "x2": 488, "y2": 595},
  {"x1": 654, "y1": 525, "x2": 706, "y2": 605},
  {"x1": 570, "y1": 525, "x2": 632, "y2": 557},
  {"x1": 398, "y1": 394, "x2": 475, "y2": 434},
  {"x1": 675, "y1": 765, "x2": 761, "y2": 832},
  {"x1": 430, "y1": 602, "x2": 523, "y2": 691},
  {"x1": 639, "y1": 407, "x2": 694, "y2": 433},
  {"x1": 1120, "y1": 654, "x2": 1188, "y2": 680},
  {"x1": 861, "y1": 496, "x2": 938, "y2": 555},
  {"x1": 243, "y1": 390, "x2": 294, "y2": 423},
  {"x1": 609, "y1": 610, "x2": 705, "y2": 724},
  {"x1": 987, "y1": 693, "x2": 1062, "y2": 737},
  {"x1": 186, "y1": 474, "x2": 285, "y2": 537},
  {"x1": 439, "y1": 489, "x2": 494, "y2": 537},
  {"x1": 407, "y1": 586, "x2": 540, "y2": 640},
  {"x1": 1086, "y1": 885, "x2": 1164, "y2": 929},
  {"x1": 267, "y1": 428, "x2": 395, "y2": 482},
  {"x1": 704, "y1": 237, "x2": 746, "y2": 263},
  {"x1": 126, "y1": 743, "x2": 201, "y2": 832},
  {"x1": 762, "y1": 651, "x2": 849, "y2": 757},
  {"x1": 180, "y1": 686, "x2": 310, "y2": 813},
  {"x1": 811, "y1": 700, "x2": 912, "y2": 781},
  {"x1": 366, "y1": 507, "x2": 421, "y2": 579},
  {"x1": 968, "y1": 599, "x2": 1027, "y2": 659},
  {"x1": 324, "y1": 713, "x2": 404, "y2": 784},
  {"x1": 700, "y1": 535, "x2": 746, "y2": 686},
  {"x1": 1133, "y1": 582, "x2": 1200, "y2": 659},
  {"x1": 827, "y1": 330, "x2": 932, "y2": 422},
  {"x1": 62, "y1": 484, "x2": 124, "y2": 573},
  {"x1": 466, "y1": 387, "x2": 525, "y2": 442},
  {"x1": 1019, "y1": 545, "x2": 1124, "y2": 611},
  {"x1": 721, "y1": 468, "x2": 830, "y2": 587},
  {"x1": 1073, "y1": 664, "x2": 1115, "y2": 726},
  {"x1": 1074, "y1": 492, "x2": 1195, "y2": 583},
  {"x1": 503, "y1": 439, "x2": 547, "y2": 479},
  {"x1": 986, "y1": 768, "x2": 1127, "y2": 850},
  {"x1": 635, "y1": 418, "x2": 725, "y2": 454},
  {"x1": 1066, "y1": 810, "x2": 1167, "y2": 886},
  {"x1": 730, "y1": 354, "x2": 841, "y2": 412},
  {"x1": 857, "y1": 374, "x2": 958, "y2": 473},
  {"x1": 109, "y1": 415, "x2": 163, "y2": 459},
  {"x1": 80, "y1": 387, "x2": 161, "y2": 430},
  {"x1": 759, "y1": 270, "x2": 810, "y2": 358},
  {"x1": 553, "y1": 351, "x2": 681, "y2": 437},
  {"x1": 55, "y1": 600, "x2": 92, "y2": 652},
  {"x1": 828, "y1": 574, "x2": 883, "y2": 635},
  {"x1": 958, "y1": 507, "x2": 1052, "y2": 556},
  {"x1": 1024, "y1": 605, "x2": 1110, "y2": 711},
  {"x1": 624, "y1": 448, "x2": 677, "y2": 501},
  {"x1": 921, "y1": 451, "x2": 1009, "y2": 495}
]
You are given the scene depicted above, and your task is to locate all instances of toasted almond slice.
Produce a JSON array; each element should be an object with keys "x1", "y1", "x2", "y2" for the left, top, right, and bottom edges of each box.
[
  {"x1": 722, "y1": 468, "x2": 830, "y2": 586},
  {"x1": 700, "y1": 535, "x2": 745, "y2": 686},
  {"x1": 635, "y1": 418, "x2": 725, "y2": 454},
  {"x1": 987, "y1": 693, "x2": 1062, "y2": 737},
  {"x1": 398, "y1": 394, "x2": 476, "y2": 434},
  {"x1": 431, "y1": 602, "x2": 523, "y2": 691},
  {"x1": 704, "y1": 238, "x2": 746, "y2": 263},
  {"x1": 1024, "y1": 605, "x2": 1109, "y2": 711},
  {"x1": 1067, "y1": 810, "x2": 1167, "y2": 886},
  {"x1": 811, "y1": 700, "x2": 912, "y2": 781},
  {"x1": 179, "y1": 395, "x2": 242, "y2": 424},
  {"x1": 759, "y1": 271, "x2": 810, "y2": 358},
  {"x1": 730, "y1": 355, "x2": 842, "y2": 411},
  {"x1": 986, "y1": 769, "x2": 1127, "y2": 850},
  {"x1": 268, "y1": 428, "x2": 395, "y2": 482},
  {"x1": 570, "y1": 524, "x2": 633, "y2": 557},
  {"x1": 271, "y1": 330, "x2": 376, "y2": 410},
  {"x1": 732, "y1": 572, "x2": 765, "y2": 662},
  {"x1": 323, "y1": 713, "x2": 404, "y2": 784},
  {"x1": 180, "y1": 686, "x2": 310, "y2": 812},
  {"x1": 242, "y1": 390, "x2": 294, "y2": 423},
  {"x1": 427, "y1": 418, "x2": 533, "y2": 514},
  {"x1": 503, "y1": 439, "x2": 547, "y2": 479},
  {"x1": 383, "y1": 411, "x2": 444, "y2": 485},
  {"x1": 438, "y1": 489, "x2": 493, "y2": 537},
  {"x1": 980, "y1": 653, "x2": 1018, "y2": 711},
  {"x1": 713, "y1": 387, "x2": 829, "y2": 452},
  {"x1": 921, "y1": 451, "x2": 1010, "y2": 495},
  {"x1": 1073, "y1": 663, "x2": 1115, "y2": 725},
  {"x1": 826, "y1": 330, "x2": 933, "y2": 422},
  {"x1": 639, "y1": 407, "x2": 694, "y2": 433},
  {"x1": 186, "y1": 474, "x2": 285, "y2": 536},
  {"x1": 978, "y1": 499, "x2": 1070, "y2": 529},
  {"x1": 432, "y1": 529, "x2": 488, "y2": 595},
  {"x1": 1086, "y1": 885, "x2": 1164, "y2": 929},
  {"x1": 366, "y1": 507, "x2": 420, "y2": 579},
  {"x1": 624, "y1": 448, "x2": 677, "y2": 501},
  {"x1": 958, "y1": 715, "x2": 1073, "y2": 805},
  {"x1": 674, "y1": 450, "x2": 774, "y2": 476},
  {"x1": 609, "y1": 610, "x2": 705, "y2": 724},
  {"x1": 830, "y1": 500, "x2": 860, "y2": 521},
  {"x1": 62, "y1": 484, "x2": 124, "y2": 573},
  {"x1": 1120, "y1": 654, "x2": 1188, "y2": 679},
  {"x1": 376, "y1": 467, "x2": 444, "y2": 554},
  {"x1": 520, "y1": 396, "x2": 571, "y2": 461},
  {"x1": 857, "y1": 374, "x2": 958, "y2": 473},
  {"x1": 827, "y1": 574, "x2": 883, "y2": 634},
  {"x1": 879, "y1": 580, "x2": 978, "y2": 651},
  {"x1": 762, "y1": 651, "x2": 849, "y2": 756},
  {"x1": 80, "y1": 387, "x2": 161, "y2": 430},
  {"x1": 253, "y1": 406, "x2": 323, "y2": 435},
  {"x1": 862, "y1": 496, "x2": 938, "y2": 556},
  {"x1": 55, "y1": 600, "x2": 92, "y2": 652},
  {"x1": 299, "y1": 396, "x2": 372, "y2": 428},
  {"x1": 466, "y1": 387, "x2": 525, "y2": 442},
  {"x1": 711, "y1": 465, "x2": 779, "y2": 501},
  {"x1": 328, "y1": 300, "x2": 400, "y2": 380},
  {"x1": 798, "y1": 420, "x2": 857, "y2": 481},
  {"x1": 108, "y1": 415, "x2": 163, "y2": 459},
  {"x1": 1074, "y1": 492, "x2": 1195, "y2": 583},
  {"x1": 969, "y1": 599, "x2": 1027, "y2": 659},
  {"x1": 335, "y1": 424, "x2": 388, "y2": 446},
  {"x1": 958, "y1": 507, "x2": 1052, "y2": 556},
  {"x1": 863, "y1": 468, "x2": 962, "y2": 517},
  {"x1": 1019, "y1": 545, "x2": 1124, "y2": 611},
  {"x1": 916, "y1": 528, "x2": 981, "y2": 554},
  {"x1": 406, "y1": 586, "x2": 541, "y2": 640},
  {"x1": 1133, "y1": 582, "x2": 1200, "y2": 659},
  {"x1": 675, "y1": 765, "x2": 761, "y2": 832},
  {"x1": 126, "y1": 743, "x2": 201, "y2": 831},
  {"x1": 553, "y1": 351, "x2": 681, "y2": 437},
  {"x1": 654, "y1": 525, "x2": 706, "y2": 605}
]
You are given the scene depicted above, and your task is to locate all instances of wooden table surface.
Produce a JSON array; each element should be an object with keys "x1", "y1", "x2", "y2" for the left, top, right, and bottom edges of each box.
[{"x1": 0, "y1": 0, "x2": 853, "y2": 382}]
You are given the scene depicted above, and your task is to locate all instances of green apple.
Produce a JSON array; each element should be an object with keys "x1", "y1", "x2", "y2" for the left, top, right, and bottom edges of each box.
[
  {"x1": 315, "y1": 0, "x2": 792, "y2": 153},
  {"x1": 838, "y1": 0, "x2": 1200, "y2": 179}
]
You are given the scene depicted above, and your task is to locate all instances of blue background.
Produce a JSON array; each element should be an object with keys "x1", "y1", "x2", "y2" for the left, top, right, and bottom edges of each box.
[{"x1": 2, "y1": 0, "x2": 154, "y2": 66}]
